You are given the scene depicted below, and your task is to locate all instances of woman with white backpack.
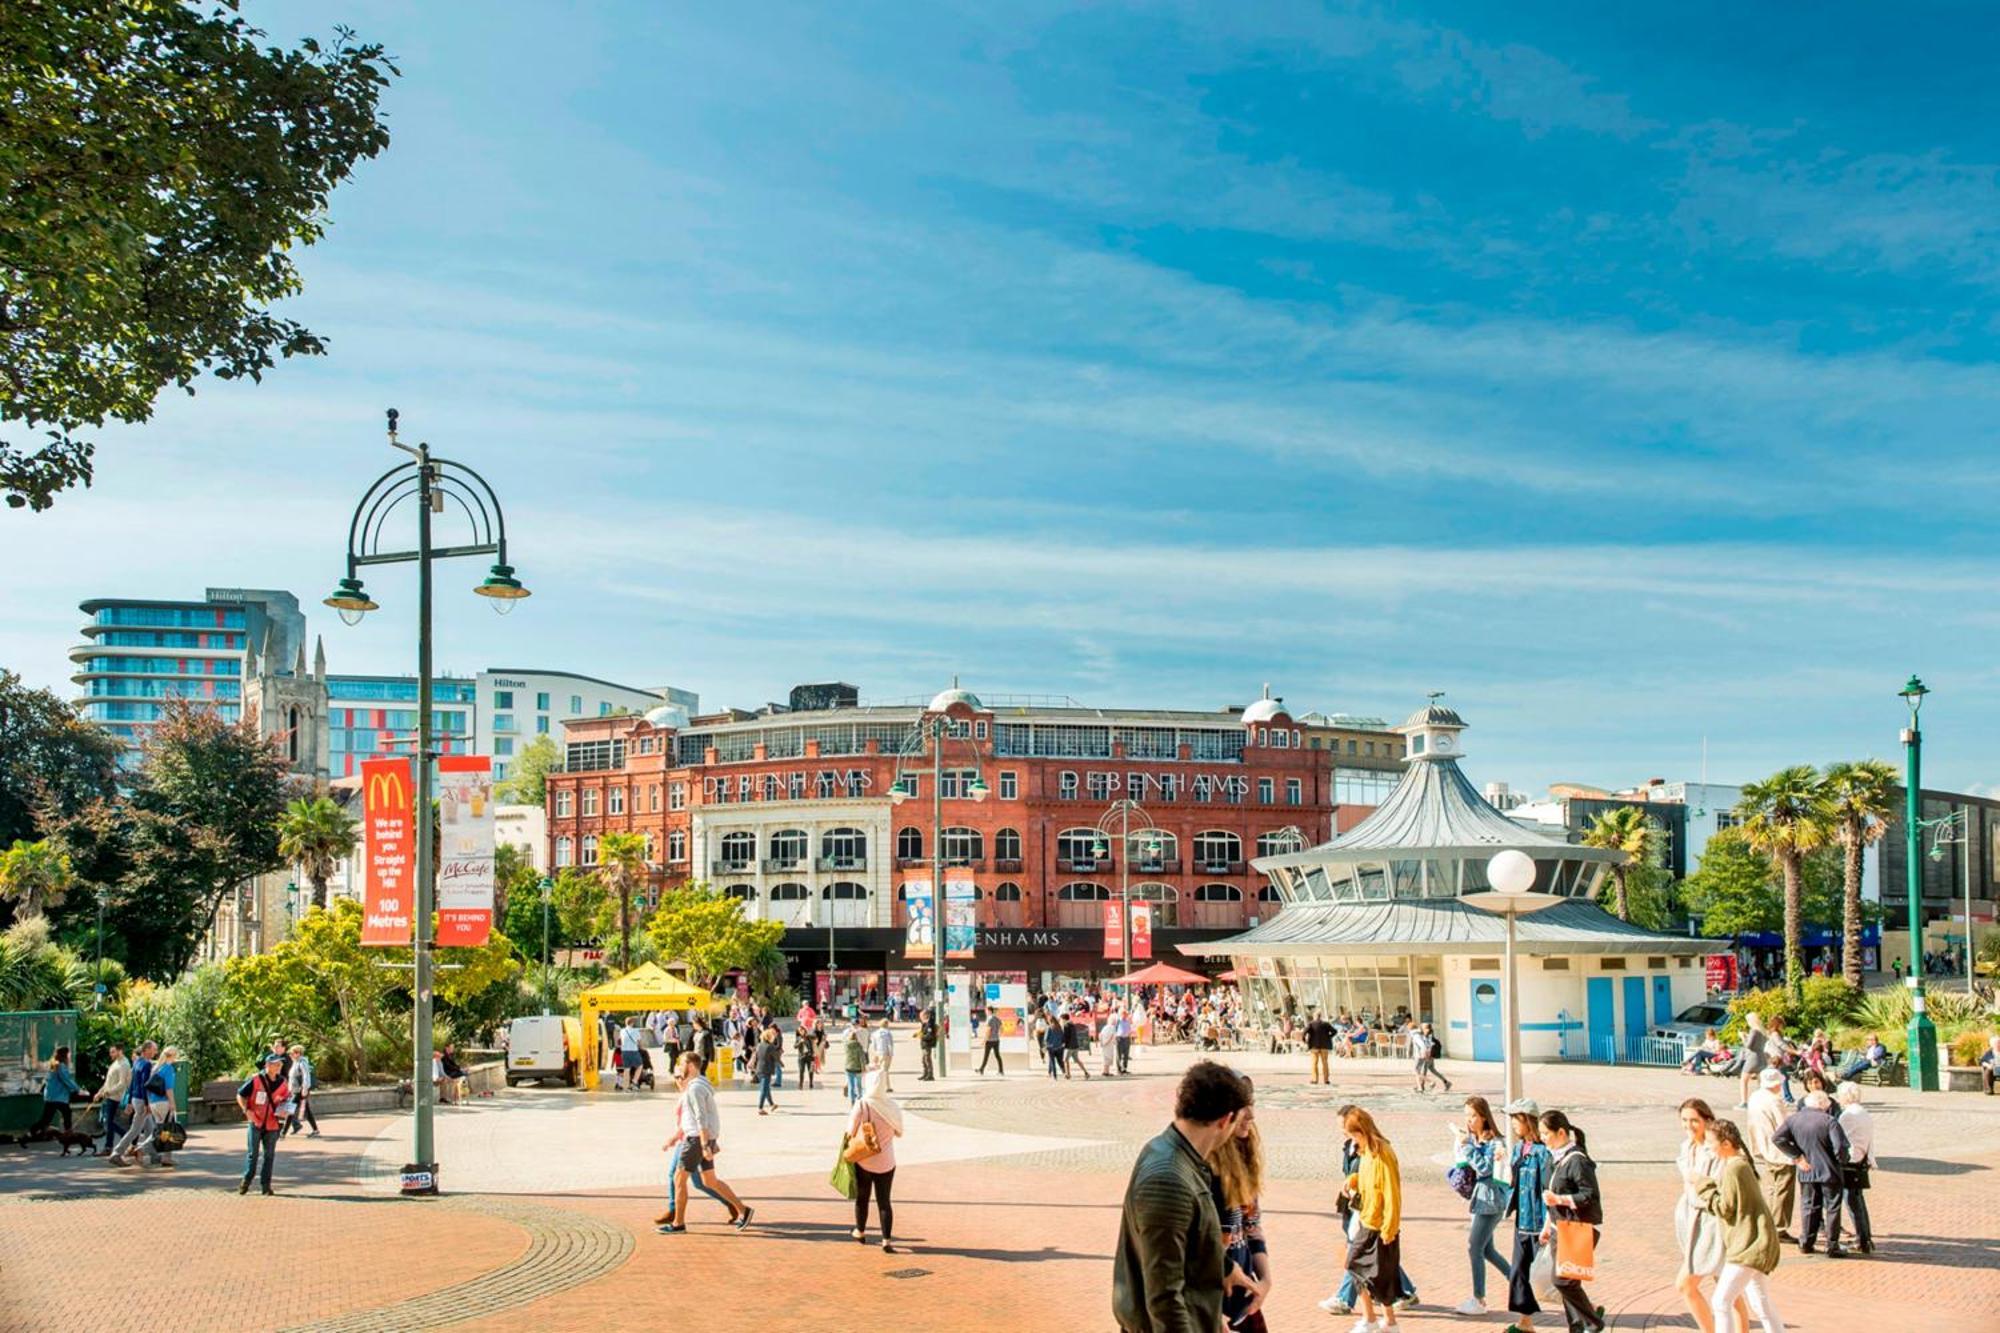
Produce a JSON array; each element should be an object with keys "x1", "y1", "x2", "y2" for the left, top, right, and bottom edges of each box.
[{"x1": 1453, "y1": 1096, "x2": 1514, "y2": 1315}]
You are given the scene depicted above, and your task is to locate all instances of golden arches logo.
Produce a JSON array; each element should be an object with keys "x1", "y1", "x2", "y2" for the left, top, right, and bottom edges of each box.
[{"x1": 367, "y1": 769, "x2": 408, "y2": 810}]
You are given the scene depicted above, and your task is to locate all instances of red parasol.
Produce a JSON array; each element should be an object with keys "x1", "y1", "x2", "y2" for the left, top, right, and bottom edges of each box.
[{"x1": 1105, "y1": 961, "x2": 1211, "y2": 987}]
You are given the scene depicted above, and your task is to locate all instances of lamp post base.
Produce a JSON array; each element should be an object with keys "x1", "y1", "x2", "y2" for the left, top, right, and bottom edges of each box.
[
  {"x1": 400, "y1": 1162, "x2": 441, "y2": 1196},
  {"x1": 1906, "y1": 1011, "x2": 1941, "y2": 1092}
]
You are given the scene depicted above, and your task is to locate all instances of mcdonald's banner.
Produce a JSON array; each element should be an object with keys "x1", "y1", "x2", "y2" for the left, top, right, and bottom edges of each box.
[
  {"x1": 436, "y1": 755, "x2": 495, "y2": 947},
  {"x1": 361, "y1": 758, "x2": 415, "y2": 946}
]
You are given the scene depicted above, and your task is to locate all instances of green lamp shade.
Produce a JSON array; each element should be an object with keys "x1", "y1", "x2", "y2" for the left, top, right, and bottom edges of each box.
[
  {"x1": 476, "y1": 563, "x2": 530, "y2": 599},
  {"x1": 323, "y1": 577, "x2": 379, "y2": 613}
]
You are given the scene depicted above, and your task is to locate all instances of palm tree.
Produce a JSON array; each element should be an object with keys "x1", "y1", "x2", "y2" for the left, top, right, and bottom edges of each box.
[
  {"x1": 1737, "y1": 765, "x2": 1834, "y2": 1000},
  {"x1": 599, "y1": 831, "x2": 650, "y2": 971},
  {"x1": 277, "y1": 795, "x2": 360, "y2": 911},
  {"x1": 1582, "y1": 806, "x2": 1657, "y2": 921},
  {"x1": 0, "y1": 839, "x2": 75, "y2": 919},
  {"x1": 1822, "y1": 759, "x2": 1898, "y2": 988}
]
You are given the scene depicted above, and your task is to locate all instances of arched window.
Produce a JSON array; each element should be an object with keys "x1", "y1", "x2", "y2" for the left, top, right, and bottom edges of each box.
[
  {"x1": 823, "y1": 882, "x2": 869, "y2": 899},
  {"x1": 1057, "y1": 827, "x2": 1102, "y2": 866},
  {"x1": 1195, "y1": 883, "x2": 1243, "y2": 901},
  {"x1": 1258, "y1": 884, "x2": 1283, "y2": 903},
  {"x1": 287, "y1": 707, "x2": 300, "y2": 763},
  {"x1": 994, "y1": 827, "x2": 1022, "y2": 862},
  {"x1": 823, "y1": 880, "x2": 869, "y2": 927},
  {"x1": 667, "y1": 829, "x2": 687, "y2": 863},
  {"x1": 720, "y1": 831, "x2": 755, "y2": 870},
  {"x1": 1130, "y1": 829, "x2": 1178, "y2": 870},
  {"x1": 821, "y1": 827, "x2": 866, "y2": 869},
  {"x1": 941, "y1": 826, "x2": 983, "y2": 865},
  {"x1": 1058, "y1": 882, "x2": 1109, "y2": 900},
  {"x1": 994, "y1": 882, "x2": 1023, "y2": 901},
  {"x1": 581, "y1": 834, "x2": 598, "y2": 864},
  {"x1": 1193, "y1": 830, "x2": 1242, "y2": 869},
  {"x1": 1130, "y1": 881, "x2": 1180, "y2": 925},
  {"x1": 896, "y1": 826, "x2": 924, "y2": 863},
  {"x1": 1256, "y1": 829, "x2": 1304, "y2": 858},
  {"x1": 555, "y1": 836, "x2": 573, "y2": 867},
  {"x1": 722, "y1": 884, "x2": 755, "y2": 901},
  {"x1": 768, "y1": 881, "x2": 810, "y2": 926},
  {"x1": 769, "y1": 883, "x2": 809, "y2": 901},
  {"x1": 769, "y1": 828, "x2": 807, "y2": 868},
  {"x1": 1055, "y1": 880, "x2": 1107, "y2": 927}
]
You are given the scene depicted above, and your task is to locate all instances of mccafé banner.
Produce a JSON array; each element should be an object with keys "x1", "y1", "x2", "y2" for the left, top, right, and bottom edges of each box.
[
  {"x1": 361, "y1": 758, "x2": 414, "y2": 946},
  {"x1": 902, "y1": 879, "x2": 936, "y2": 960},
  {"x1": 437, "y1": 755, "x2": 496, "y2": 947},
  {"x1": 943, "y1": 876, "x2": 977, "y2": 960}
]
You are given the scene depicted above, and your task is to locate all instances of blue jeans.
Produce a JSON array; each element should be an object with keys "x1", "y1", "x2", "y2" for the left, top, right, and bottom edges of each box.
[
  {"x1": 1338, "y1": 1264, "x2": 1415, "y2": 1307},
  {"x1": 666, "y1": 1141, "x2": 728, "y2": 1215},
  {"x1": 1468, "y1": 1208, "x2": 1512, "y2": 1300},
  {"x1": 845, "y1": 1071, "x2": 862, "y2": 1102},
  {"x1": 1047, "y1": 1050, "x2": 1063, "y2": 1079},
  {"x1": 242, "y1": 1124, "x2": 279, "y2": 1191},
  {"x1": 757, "y1": 1074, "x2": 775, "y2": 1111}
]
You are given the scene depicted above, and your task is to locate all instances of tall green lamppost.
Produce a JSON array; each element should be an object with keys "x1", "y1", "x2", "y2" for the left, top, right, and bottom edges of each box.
[
  {"x1": 325, "y1": 409, "x2": 530, "y2": 1193},
  {"x1": 539, "y1": 875, "x2": 556, "y2": 1015},
  {"x1": 1898, "y1": 675, "x2": 1939, "y2": 1092}
]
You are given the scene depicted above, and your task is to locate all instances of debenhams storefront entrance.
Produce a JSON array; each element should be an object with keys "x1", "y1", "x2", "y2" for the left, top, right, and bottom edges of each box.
[{"x1": 784, "y1": 926, "x2": 1235, "y2": 1012}]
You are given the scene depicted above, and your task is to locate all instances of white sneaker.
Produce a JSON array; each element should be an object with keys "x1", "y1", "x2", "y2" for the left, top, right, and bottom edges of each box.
[
  {"x1": 1347, "y1": 1320, "x2": 1380, "y2": 1333},
  {"x1": 1454, "y1": 1297, "x2": 1486, "y2": 1315},
  {"x1": 1318, "y1": 1294, "x2": 1352, "y2": 1315}
]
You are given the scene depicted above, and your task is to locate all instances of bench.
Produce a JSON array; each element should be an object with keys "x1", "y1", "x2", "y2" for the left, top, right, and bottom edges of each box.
[{"x1": 1855, "y1": 1053, "x2": 1904, "y2": 1088}]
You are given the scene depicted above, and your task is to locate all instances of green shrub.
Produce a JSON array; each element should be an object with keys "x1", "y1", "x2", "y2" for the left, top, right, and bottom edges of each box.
[{"x1": 1723, "y1": 977, "x2": 1863, "y2": 1042}]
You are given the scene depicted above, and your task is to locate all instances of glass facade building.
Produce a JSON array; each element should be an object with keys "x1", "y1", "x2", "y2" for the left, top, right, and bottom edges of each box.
[
  {"x1": 71, "y1": 595, "x2": 273, "y2": 761},
  {"x1": 326, "y1": 675, "x2": 476, "y2": 777}
]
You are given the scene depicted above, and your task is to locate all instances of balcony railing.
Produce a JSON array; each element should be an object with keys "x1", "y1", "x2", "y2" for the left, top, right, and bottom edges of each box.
[
  {"x1": 816, "y1": 856, "x2": 867, "y2": 873},
  {"x1": 1198, "y1": 860, "x2": 1245, "y2": 876},
  {"x1": 710, "y1": 860, "x2": 755, "y2": 877},
  {"x1": 1132, "y1": 858, "x2": 1182, "y2": 875},
  {"x1": 762, "y1": 856, "x2": 805, "y2": 872},
  {"x1": 1057, "y1": 857, "x2": 1101, "y2": 873},
  {"x1": 994, "y1": 856, "x2": 1024, "y2": 872}
]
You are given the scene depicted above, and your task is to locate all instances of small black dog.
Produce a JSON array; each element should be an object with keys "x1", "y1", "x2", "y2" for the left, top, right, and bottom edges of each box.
[{"x1": 55, "y1": 1129, "x2": 98, "y2": 1157}]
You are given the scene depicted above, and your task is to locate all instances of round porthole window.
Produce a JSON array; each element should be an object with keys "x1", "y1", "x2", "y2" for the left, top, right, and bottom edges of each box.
[{"x1": 1475, "y1": 982, "x2": 1498, "y2": 1002}]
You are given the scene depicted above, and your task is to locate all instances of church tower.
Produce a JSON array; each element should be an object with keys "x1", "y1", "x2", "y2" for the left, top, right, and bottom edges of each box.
[{"x1": 240, "y1": 625, "x2": 330, "y2": 781}]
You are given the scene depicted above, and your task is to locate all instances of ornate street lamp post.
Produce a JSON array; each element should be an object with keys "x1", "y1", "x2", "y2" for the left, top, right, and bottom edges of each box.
[
  {"x1": 1467, "y1": 849, "x2": 1562, "y2": 1142},
  {"x1": 1898, "y1": 676, "x2": 1939, "y2": 1092},
  {"x1": 324, "y1": 409, "x2": 529, "y2": 1193}
]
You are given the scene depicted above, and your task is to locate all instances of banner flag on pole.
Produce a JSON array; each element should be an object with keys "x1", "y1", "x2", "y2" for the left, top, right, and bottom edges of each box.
[
  {"x1": 436, "y1": 755, "x2": 495, "y2": 947},
  {"x1": 361, "y1": 758, "x2": 414, "y2": 946}
]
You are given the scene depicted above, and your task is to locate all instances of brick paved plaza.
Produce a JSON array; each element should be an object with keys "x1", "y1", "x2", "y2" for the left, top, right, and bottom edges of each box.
[{"x1": 4, "y1": 1040, "x2": 1996, "y2": 1331}]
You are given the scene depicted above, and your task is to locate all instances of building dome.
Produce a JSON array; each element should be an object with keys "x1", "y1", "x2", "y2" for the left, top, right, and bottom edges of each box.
[
  {"x1": 1401, "y1": 699, "x2": 1465, "y2": 730},
  {"x1": 928, "y1": 686, "x2": 982, "y2": 713},
  {"x1": 1241, "y1": 684, "x2": 1287, "y2": 724},
  {"x1": 644, "y1": 702, "x2": 690, "y2": 730}
]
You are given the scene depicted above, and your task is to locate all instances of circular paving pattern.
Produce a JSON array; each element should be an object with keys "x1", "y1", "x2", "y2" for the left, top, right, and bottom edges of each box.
[{"x1": 281, "y1": 1196, "x2": 634, "y2": 1333}]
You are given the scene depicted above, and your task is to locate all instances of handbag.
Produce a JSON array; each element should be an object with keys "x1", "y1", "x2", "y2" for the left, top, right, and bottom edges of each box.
[
  {"x1": 842, "y1": 1107, "x2": 880, "y2": 1164},
  {"x1": 1528, "y1": 1237, "x2": 1558, "y2": 1300},
  {"x1": 1554, "y1": 1219, "x2": 1597, "y2": 1282},
  {"x1": 1841, "y1": 1160, "x2": 1871, "y2": 1192},
  {"x1": 830, "y1": 1138, "x2": 858, "y2": 1199},
  {"x1": 152, "y1": 1119, "x2": 188, "y2": 1153}
]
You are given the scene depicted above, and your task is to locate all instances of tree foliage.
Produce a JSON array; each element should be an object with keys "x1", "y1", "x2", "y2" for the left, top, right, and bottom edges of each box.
[
  {"x1": 116, "y1": 699, "x2": 291, "y2": 979},
  {"x1": 0, "y1": 837, "x2": 74, "y2": 918},
  {"x1": 0, "y1": 669, "x2": 120, "y2": 848},
  {"x1": 276, "y1": 794, "x2": 358, "y2": 910},
  {"x1": 1737, "y1": 765, "x2": 1835, "y2": 1000},
  {"x1": 1822, "y1": 759, "x2": 1898, "y2": 987},
  {"x1": 495, "y1": 735, "x2": 559, "y2": 805},
  {"x1": 644, "y1": 883, "x2": 784, "y2": 989},
  {"x1": 599, "y1": 831, "x2": 649, "y2": 971},
  {"x1": 0, "y1": 1, "x2": 396, "y2": 510},
  {"x1": 1582, "y1": 805, "x2": 1659, "y2": 922}
]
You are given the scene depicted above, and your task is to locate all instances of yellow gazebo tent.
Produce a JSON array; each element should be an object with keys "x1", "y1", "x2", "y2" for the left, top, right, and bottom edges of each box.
[{"x1": 578, "y1": 963, "x2": 722, "y2": 1090}]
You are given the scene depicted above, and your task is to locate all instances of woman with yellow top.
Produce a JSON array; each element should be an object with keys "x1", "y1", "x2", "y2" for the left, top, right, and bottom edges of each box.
[{"x1": 1340, "y1": 1106, "x2": 1404, "y2": 1333}]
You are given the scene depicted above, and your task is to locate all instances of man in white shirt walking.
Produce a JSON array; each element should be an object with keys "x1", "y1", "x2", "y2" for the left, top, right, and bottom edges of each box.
[
  {"x1": 662, "y1": 1052, "x2": 752, "y2": 1232},
  {"x1": 869, "y1": 1019, "x2": 896, "y2": 1091},
  {"x1": 1745, "y1": 1067, "x2": 1798, "y2": 1243}
]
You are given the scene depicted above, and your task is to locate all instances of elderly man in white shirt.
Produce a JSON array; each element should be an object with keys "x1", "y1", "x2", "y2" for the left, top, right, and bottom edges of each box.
[
  {"x1": 869, "y1": 1019, "x2": 896, "y2": 1091},
  {"x1": 1744, "y1": 1067, "x2": 1797, "y2": 1242},
  {"x1": 1835, "y1": 1081, "x2": 1876, "y2": 1253}
]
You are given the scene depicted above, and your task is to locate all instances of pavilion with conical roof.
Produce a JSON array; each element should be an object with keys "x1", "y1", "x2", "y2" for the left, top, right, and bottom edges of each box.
[{"x1": 1183, "y1": 700, "x2": 1714, "y2": 1061}]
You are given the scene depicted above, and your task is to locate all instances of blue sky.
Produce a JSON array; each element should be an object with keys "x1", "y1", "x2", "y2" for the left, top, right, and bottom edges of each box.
[{"x1": 6, "y1": 2, "x2": 1997, "y2": 793}]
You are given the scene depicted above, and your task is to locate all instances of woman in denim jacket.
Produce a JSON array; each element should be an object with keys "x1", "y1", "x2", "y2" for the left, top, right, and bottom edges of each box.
[
  {"x1": 1502, "y1": 1098, "x2": 1553, "y2": 1333},
  {"x1": 1455, "y1": 1096, "x2": 1514, "y2": 1315}
]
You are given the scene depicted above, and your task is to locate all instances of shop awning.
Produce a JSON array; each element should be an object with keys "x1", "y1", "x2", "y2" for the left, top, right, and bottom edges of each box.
[
  {"x1": 1105, "y1": 962, "x2": 1211, "y2": 986},
  {"x1": 1178, "y1": 899, "x2": 1719, "y2": 959}
]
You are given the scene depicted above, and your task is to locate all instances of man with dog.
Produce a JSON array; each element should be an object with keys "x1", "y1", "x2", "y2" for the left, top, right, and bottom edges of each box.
[
  {"x1": 90, "y1": 1043, "x2": 131, "y2": 1156},
  {"x1": 236, "y1": 1050, "x2": 294, "y2": 1195}
]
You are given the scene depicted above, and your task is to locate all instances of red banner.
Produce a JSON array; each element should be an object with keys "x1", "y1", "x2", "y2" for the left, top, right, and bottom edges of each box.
[
  {"x1": 436, "y1": 755, "x2": 495, "y2": 947},
  {"x1": 1704, "y1": 953, "x2": 1738, "y2": 994},
  {"x1": 1103, "y1": 901, "x2": 1122, "y2": 959},
  {"x1": 361, "y1": 758, "x2": 414, "y2": 946},
  {"x1": 1132, "y1": 904, "x2": 1153, "y2": 960}
]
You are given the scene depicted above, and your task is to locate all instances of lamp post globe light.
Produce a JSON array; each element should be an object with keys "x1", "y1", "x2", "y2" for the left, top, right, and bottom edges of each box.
[
  {"x1": 1467, "y1": 848, "x2": 1561, "y2": 1140},
  {"x1": 889, "y1": 686, "x2": 989, "y2": 1077},
  {"x1": 326, "y1": 409, "x2": 529, "y2": 1194},
  {"x1": 1899, "y1": 675, "x2": 1940, "y2": 1091}
]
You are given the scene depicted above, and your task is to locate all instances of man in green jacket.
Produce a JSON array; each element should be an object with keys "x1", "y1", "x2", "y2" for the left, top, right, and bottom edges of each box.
[{"x1": 1113, "y1": 1061, "x2": 1251, "y2": 1332}]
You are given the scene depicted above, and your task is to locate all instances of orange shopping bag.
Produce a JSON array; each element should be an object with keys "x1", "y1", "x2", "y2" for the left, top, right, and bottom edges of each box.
[{"x1": 1554, "y1": 1220, "x2": 1597, "y2": 1282}]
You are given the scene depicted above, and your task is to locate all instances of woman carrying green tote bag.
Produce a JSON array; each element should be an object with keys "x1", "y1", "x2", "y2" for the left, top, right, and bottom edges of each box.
[{"x1": 831, "y1": 1134, "x2": 858, "y2": 1199}]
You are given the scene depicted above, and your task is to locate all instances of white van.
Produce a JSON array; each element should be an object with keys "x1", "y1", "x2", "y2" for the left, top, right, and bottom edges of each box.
[{"x1": 505, "y1": 1015, "x2": 583, "y2": 1087}]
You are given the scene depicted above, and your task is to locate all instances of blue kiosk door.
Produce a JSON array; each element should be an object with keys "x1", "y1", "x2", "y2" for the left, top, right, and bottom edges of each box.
[
  {"x1": 1652, "y1": 975, "x2": 1675, "y2": 1026},
  {"x1": 1470, "y1": 978, "x2": 1503, "y2": 1061},
  {"x1": 1586, "y1": 977, "x2": 1615, "y2": 1061},
  {"x1": 1623, "y1": 975, "x2": 1647, "y2": 1059}
]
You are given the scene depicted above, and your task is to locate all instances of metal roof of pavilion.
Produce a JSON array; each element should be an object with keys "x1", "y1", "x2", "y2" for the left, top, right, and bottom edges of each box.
[
  {"x1": 1178, "y1": 898, "x2": 1714, "y2": 958},
  {"x1": 1255, "y1": 749, "x2": 1621, "y2": 869}
]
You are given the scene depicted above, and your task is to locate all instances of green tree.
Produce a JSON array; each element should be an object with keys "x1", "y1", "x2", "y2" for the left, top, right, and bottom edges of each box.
[
  {"x1": 496, "y1": 735, "x2": 560, "y2": 805},
  {"x1": 0, "y1": 670, "x2": 121, "y2": 848},
  {"x1": 1822, "y1": 759, "x2": 1898, "y2": 987},
  {"x1": 266, "y1": 899, "x2": 398, "y2": 1079},
  {"x1": 645, "y1": 883, "x2": 785, "y2": 989},
  {"x1": 1581, "y1": 806, "x2": 1658, "y2": 921},
  {"x1": 276, "y1": 794, "x2": 358, "y2": 911},
  {"x1": 0, "y1": 2, "x2": 396, "y2": 510},
  {"x1": 599, "y1": 831, "x2": 650, "y2": 971},
  {"x1": 117, "y1": 699, "x2": 291, "y2": 979},
  {"x1": 1737, "y1": 765, "x2": 1835, "y2": 1001},
  {"x1": 1682, "y1": 827, "x2": 1782, "y2": 937},
  {"x1": 493, "y1": 841, "x2": 539, "y2": 924},
  {"x1": 0, "y1": 916, "x2": 87, "y2": 1010},
  {"x1": 0, "y1": 837, "x2": 73, "y2": 918}
]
